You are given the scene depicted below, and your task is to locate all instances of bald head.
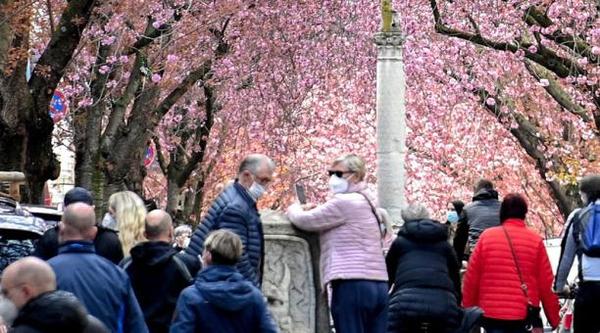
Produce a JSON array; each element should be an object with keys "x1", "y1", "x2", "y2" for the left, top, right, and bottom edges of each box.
[
  {"x1": 144, "y1": 210, "x2": 173, "y2": 242},
  {"x1": 1, "y1": 257, "x2": 56, "y2": 309},
  {"x1": 60, "y1": 202, "x2": 97, "y2": 242}
]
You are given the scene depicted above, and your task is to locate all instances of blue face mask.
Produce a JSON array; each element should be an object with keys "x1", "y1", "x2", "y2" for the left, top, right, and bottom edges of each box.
[{"x1": 447, "y1": 211, "x2": 459, "y2": 224}]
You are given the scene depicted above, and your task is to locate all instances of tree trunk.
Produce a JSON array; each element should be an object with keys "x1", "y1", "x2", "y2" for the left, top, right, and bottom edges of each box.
[{"x1": 166, "y1": 176, "x2": 180, "y2": 218}]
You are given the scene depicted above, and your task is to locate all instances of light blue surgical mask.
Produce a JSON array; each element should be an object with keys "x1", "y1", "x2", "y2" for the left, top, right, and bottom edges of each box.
[{"x1": 447, "y1": 211, "x2": 459, "y2": 224}]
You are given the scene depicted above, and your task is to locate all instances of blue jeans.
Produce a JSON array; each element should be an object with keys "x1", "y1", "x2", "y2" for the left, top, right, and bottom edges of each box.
[{"x1": 331, "y1": 279, "x2": 388, "y2": 333}]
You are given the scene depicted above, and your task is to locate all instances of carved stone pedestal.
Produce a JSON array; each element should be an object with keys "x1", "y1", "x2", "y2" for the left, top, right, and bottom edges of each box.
[{"x1": 260, "y1": 210, "x2": 330, "y2": 333}]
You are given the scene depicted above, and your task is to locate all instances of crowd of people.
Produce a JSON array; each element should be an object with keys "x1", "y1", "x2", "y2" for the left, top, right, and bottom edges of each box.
[{"x1": 0, "y1": 153, "x2": 599, "y2": 333}]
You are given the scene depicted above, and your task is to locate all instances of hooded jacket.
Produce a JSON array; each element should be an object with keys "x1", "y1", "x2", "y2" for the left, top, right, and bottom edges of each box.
[
  {"x1": 10, "y1": 290, "x2": 106, "y2": 333},
  {"x1": 170, "y1": 265, "x2": 277, "y2": 333},
  {"x1": 453, "y1": 189, "x2": 501, "y2": 260},
  {"x1": 185, "y1": 182, "x2": 264, "y2": 287},
  {"x1": 125, "y1": 241, "x2": 198, "y2": 333},
  {"x1": 385, "y1": 219, "x2": 462, "y2": 331}
]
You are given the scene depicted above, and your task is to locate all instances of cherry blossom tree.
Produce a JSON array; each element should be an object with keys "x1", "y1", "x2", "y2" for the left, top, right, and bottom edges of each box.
[{"x1": 0, "y1": 0, "x2": 97, "y2": 202}]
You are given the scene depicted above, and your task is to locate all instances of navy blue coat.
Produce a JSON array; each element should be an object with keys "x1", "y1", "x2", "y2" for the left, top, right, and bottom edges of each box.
[
  {"x1": 185, "y1": 182, "x2": 264, "y2": 287},
  {"x1": 386, "y1": 220, "x2": 462, "y2": 332},
  {"x1": 170, "y1": 265, "x2": 277, "y2": 333},
  {"x1": 48, "y1": 241, "x2": 148, "y2": 333}
]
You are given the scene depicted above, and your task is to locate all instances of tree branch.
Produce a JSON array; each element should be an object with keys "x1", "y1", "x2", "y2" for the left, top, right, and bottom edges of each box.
[
  {"x1": 524, "y1": 6, "x2": 599, "y2": 64},
  {"x1": 430, "y1": 0, "x2": 584, "y2": 78},
  {"x1": 523, "y1": 60, "x2": 592, "y2": 124},
  {"x1": 29, "y1": 0, "x2": 98, "y2": 111},
  {"x1": 101, "y1": 52, "x2": 146, "y2": 152},
  {"x1": 153, "y1": 135, "x2": 168, "y2": 175},
  {"x1": 154, "y1": 61, "x2": 212, "y2": 119},
  {"x1": 474, "y1": 88, "x2": 576, "y2": 217}
]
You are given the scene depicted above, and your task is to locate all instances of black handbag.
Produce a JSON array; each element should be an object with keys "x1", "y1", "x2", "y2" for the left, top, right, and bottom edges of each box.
[{"x1": 502, "y1": 227, "x2": 543, "y2": 331}]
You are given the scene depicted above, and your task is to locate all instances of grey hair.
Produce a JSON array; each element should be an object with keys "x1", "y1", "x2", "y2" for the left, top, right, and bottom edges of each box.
[
  {"x1": 401, "y1": 204, "x2": 430, "y2": 222},
  {"x1": 174, "y1": 224, "x2": 192, "y2": 237},
  {"x1": 238, "y1": 154, "x2": 276, "y2": 175},
  {"x1": 332, "y1": 154, "x2": 366, "y2": 181}
]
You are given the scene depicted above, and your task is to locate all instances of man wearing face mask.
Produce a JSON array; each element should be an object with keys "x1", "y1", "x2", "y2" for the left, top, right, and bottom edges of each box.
[
  {"x1": 184, "y1": 154, "x2": 276, "y2": 287},
  {"x1": 286, "y1": 154, "x2": 390, "y2": 333}
]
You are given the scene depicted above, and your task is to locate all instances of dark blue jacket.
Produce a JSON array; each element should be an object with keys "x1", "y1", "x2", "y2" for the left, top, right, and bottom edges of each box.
[
  {"x1": 386, "y1": 219, "x2": 462, "y2": 332},
  {"x1": 48, "y1": 241, "x2": 148, "y2": 333},
  {"x1": 185, "y1": 182, "x2": 264, "y2": 287},
  {"x1": 170, "y1": 265, "x2": 277, "y2": 333}
]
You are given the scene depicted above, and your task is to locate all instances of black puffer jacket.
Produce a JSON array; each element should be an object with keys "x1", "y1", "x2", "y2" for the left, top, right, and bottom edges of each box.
[
  {"x1": 385, "y1": 219, "x2": 462, "y2": 332},
  {"x1": 10, "y1": 291, "x2": 98, "y2": 333},
  {"x1": 185, "y1": 181, "x2": 264, "y2": 287}
]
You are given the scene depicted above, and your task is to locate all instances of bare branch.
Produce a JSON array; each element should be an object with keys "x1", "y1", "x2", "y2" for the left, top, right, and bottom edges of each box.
[{"x1": 29, "y1": 0, "x2": 98, "y2": 112}]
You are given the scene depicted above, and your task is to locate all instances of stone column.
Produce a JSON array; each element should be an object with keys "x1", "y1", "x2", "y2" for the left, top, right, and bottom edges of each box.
[
  {"x1": 374, "y1": 27, "x2": 406, "y2": 226},
  {"x1": 260, "y1": 210, "x2": 329, "y2": 333}
]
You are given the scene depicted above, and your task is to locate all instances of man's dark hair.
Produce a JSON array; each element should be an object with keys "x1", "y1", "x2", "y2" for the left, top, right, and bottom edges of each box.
[
  {"x1": 500, "y1": 193, "x2": 528, "y2": 222},
  {"x1": 451, "y1": 200, "x2": 465, "y2": 215},
  {"x1": 473, "y1": 179, "x2": 494, "y2": 193},
  {"x1": 579, "y1": 175, "x2": 600, "y2": 203}
]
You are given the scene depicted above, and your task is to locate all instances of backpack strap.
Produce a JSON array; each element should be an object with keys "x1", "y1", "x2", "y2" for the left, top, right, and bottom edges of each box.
[
  {"x1": 119, "y1": 256, "x2": 133, "y2": 270},
  {"x1": 571, "y1": 207, "x2": 587, "y2": 282},
  {"x1": 172, "y1": 255, "x2": 194, "y2": 284}
]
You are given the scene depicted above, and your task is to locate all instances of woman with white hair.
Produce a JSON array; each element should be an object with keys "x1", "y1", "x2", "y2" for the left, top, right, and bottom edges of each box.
[
  {"x1": 286, "y1": 154, "x2": 390, "y2": 333},
  {"x1": 386, "y1": 204, "x2": 467, "y2": 333}
]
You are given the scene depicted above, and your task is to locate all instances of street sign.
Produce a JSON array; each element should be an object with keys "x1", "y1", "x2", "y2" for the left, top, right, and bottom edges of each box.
[
  {"x1": 144, "y1": 145, "x2": 155, "y2": 168},
  {"x1": 49, "y1": 91, "x2": 68, "y2": 123}
]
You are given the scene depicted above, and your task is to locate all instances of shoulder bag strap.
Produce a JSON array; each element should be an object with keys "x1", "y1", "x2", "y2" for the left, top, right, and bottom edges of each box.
[
  {"x1": 502, "y1": 226, "x2": 531, "y2": 304},
  {"x1": 357, "y1": 191, "x2": 385, "y2": 239},
  {"x1": 172, "y1": 255, "x2": 194, "y2": 284}
]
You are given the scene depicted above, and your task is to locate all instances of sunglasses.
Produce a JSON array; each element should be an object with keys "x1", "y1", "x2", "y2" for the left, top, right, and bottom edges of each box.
[{"x1": 328, "y1": 170, "x2": 353, "y2": 177}]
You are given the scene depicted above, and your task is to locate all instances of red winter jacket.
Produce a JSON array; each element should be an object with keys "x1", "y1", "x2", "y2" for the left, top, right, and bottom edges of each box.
[{"x1": 462, "y1": 219, "x2": 560, "y2": 328}]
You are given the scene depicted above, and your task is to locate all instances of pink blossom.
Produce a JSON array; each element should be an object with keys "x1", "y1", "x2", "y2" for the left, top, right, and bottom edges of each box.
[
  {"x1": 98, "y1": 65, "x2": 110, "y2": 75},
  {"x1": 592, "y1": 46, "x2": 600, "y2": 55},
  {"x1": 527, "y1": 45, "x2": 538, "y2": 53},
  {"x1": 538, "y1": 79, "x2": 550, "y2": 87},
  {"x1": 486, "y1": 98, "x2": 496, "y2": 106},
  {"x1": 167, "y1": 54, "x2": 179, "y2": 63},
  {"x1": 101, "y1": 36, "x2": 116, "y2": 46},
  {"x1": 151, "y1": 74, "x2": 162, "y2": 83}
]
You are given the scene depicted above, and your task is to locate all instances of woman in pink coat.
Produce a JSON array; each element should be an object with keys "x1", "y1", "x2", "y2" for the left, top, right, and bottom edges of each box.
[{"x1": 287, "y1": 154, "x2": 389, "y2": 333}]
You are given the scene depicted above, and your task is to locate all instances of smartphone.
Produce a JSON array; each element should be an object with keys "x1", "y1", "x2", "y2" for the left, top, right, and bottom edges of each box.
[{"x1": 295, "y1": 183, "x2": 307, "y2": 204}]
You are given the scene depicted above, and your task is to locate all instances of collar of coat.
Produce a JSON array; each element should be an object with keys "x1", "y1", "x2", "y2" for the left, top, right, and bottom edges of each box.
[{"x1": 58, "y1": 240, "x2": 96, "y2": 255}]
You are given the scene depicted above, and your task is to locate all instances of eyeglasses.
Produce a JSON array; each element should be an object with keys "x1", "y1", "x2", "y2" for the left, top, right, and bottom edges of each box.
[{"x1": 328, "y1": 170, "x2": 353, "y2": 177}]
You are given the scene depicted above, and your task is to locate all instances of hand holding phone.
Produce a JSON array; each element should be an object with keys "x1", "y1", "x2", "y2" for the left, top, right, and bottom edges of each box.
[{"x1": 294, "y1": 183, "x2": 307, "y2": 204}]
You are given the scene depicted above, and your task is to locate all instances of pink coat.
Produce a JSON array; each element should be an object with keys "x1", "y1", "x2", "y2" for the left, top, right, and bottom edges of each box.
[{"x1": 286, "y1": 182, "x2": 388, "y2": 287}]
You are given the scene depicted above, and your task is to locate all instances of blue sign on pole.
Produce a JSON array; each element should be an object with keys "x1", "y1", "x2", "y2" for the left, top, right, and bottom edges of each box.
[{"x1": 49, "y1": 91, "x2": 68, "y2": 123}]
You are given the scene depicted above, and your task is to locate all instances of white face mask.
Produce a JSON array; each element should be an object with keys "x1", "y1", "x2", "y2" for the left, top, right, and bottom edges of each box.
[
  {"x1": 329, "y1": 175, "x2": 349, "y2": 193},
  {"x1": 248, "y1": 181, "x2": 266, "y2": 201},
  {"x1": 101, "y1": 212, "x2": 118, "y2": 231},
  {"x1": 0, "y1": 295, "x2": 18, "y2": 326}
]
